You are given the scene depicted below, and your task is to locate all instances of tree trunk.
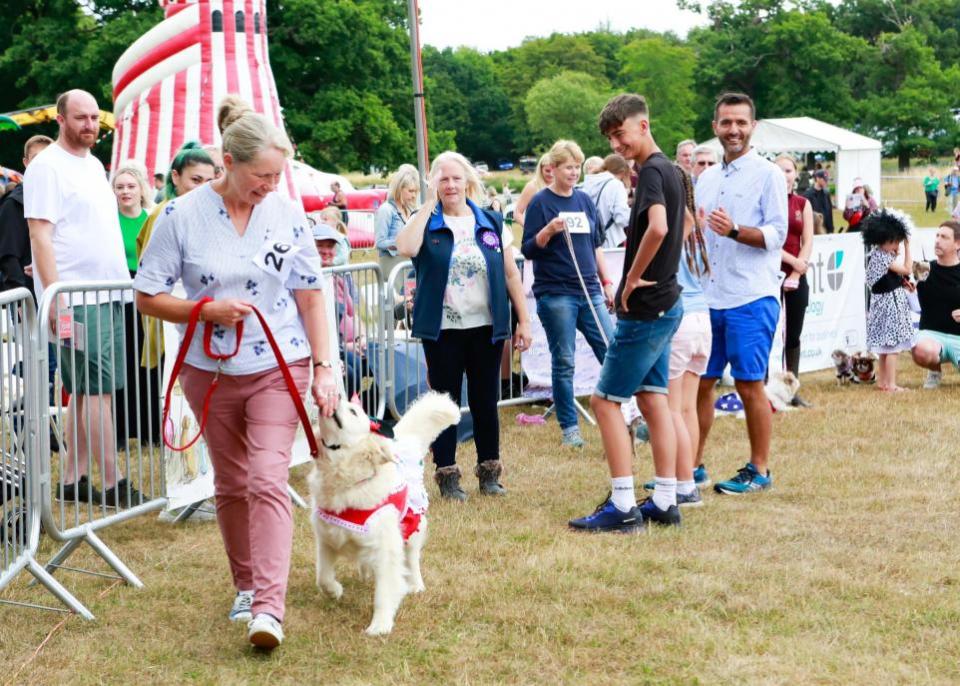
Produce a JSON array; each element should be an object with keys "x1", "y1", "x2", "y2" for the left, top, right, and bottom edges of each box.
[{"x1": 898, "y1": 148, "x2": 911, "y2": 171}]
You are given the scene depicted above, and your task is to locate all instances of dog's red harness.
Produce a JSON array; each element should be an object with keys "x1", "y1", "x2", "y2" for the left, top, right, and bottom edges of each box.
[
  {"x1": 315, "y1": 484, "x2": 422, "y2": 541},
  {"x1": 163, "y1": 297, "x2": 319, "y2": 458}
]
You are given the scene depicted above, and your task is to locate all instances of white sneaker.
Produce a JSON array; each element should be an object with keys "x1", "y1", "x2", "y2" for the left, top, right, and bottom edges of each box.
[
  {"x1": 923, "y1": 371, "x2": 943, "y2": 389},
  {"x1": 229, "y1": 590, "x2": 254, "y2": 623},
  {"x1": 248, "y1": 613, "x2": 284, "y2": 649}
]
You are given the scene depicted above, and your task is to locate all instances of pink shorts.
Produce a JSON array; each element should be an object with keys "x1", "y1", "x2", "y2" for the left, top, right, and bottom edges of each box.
[{"x1": 668, "y1": 310, "x2": 712, "y2": 380}]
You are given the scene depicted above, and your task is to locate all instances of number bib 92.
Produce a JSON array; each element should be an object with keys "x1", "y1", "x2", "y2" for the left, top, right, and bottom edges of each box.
[
  {"x1": 558, "y1": 211, "x2": 591, "y2": 234},
  {"x1": 254, "y1": 239, "x2": 302, "y2": 282}
]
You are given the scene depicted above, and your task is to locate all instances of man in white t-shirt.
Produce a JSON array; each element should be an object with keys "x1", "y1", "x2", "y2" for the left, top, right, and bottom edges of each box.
[{"x1": 25, "y1": 89, "x2": 142, "y2": 508}]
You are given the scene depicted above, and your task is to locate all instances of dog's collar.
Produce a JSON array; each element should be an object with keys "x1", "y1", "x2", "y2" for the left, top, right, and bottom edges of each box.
[{"x1": 321, "y1": 438, "x2": 341, "y2": 451}]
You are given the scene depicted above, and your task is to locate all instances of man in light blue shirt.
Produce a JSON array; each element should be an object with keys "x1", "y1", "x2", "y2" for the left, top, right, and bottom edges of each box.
[{"x1": 693, "y1": 92, "x2": 788, "y2": 496}]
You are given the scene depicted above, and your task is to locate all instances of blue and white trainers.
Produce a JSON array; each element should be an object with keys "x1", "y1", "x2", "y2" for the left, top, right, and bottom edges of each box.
[
  {"x1": 561, "y1": 427, "x2": 585, "y2": 448},
  {"x1": 693, "y1": 465, "x2": 711, "y2": 487},
  {"x1": 568, "y1": 496, "x2": 643, "y2": 533},
  {"x1": 713, "y1": 463, "x2": 771, "y2": 495},
  {"x1": 637, "y1": 497, "x2": 681, "y2": 527},
  {"x1": 677, "y1": 488, "x2": 703, "y2": 508},
  {"x1": 229, "y1": 590, "x2": 254, "y2": 622}
]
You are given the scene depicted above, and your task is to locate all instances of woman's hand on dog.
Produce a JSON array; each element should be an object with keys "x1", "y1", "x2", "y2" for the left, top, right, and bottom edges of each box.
[{"x1": 312, "y1": 367, "x2": 339, "y2": 416}]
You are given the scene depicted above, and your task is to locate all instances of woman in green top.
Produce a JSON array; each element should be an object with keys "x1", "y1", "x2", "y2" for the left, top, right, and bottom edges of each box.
[
  {"x1": 113, "y1": 163, "x2": 152, "y2": 275},
  {"x1": 923, "y1": 166, "x2": 940, "y2": 213},
  {"x1": 112, "y1": 163, "x2": 158, "y2": 445}
]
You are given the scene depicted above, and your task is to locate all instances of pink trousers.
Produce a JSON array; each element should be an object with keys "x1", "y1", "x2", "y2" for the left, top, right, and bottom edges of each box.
[{"x1": 180, "y1": 360, "x2": 310, "y2": 622}]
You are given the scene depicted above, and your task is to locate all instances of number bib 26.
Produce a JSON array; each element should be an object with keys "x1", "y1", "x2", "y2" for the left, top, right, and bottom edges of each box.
[{"x1": 254, "y1": 240, "x2": 302, "y2": 282}]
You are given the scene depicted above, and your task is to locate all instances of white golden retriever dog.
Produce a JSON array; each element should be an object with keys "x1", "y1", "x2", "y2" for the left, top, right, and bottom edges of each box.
[{"x1": 309, "y1": 392, "x2": 460, "y2": 635}]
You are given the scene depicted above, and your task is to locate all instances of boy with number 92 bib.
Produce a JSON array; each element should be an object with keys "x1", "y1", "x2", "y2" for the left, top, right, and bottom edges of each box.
[{"x1": 568, "y1": 94, "x2": 688, "y2": 533}]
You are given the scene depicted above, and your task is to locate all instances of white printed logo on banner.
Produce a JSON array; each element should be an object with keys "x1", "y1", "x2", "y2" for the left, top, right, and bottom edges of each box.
[{"x1": 771, "y1": 232, "x2": 867, "y2": 373}]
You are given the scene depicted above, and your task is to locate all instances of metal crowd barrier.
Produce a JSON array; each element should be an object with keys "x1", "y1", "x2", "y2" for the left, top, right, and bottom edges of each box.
[
  {"x1": 323, "y1": 263, "x2": 387, "y2": 419},
  {"x1": 33, "y1": 280, "x2": 167, "y2": 619},
  {"x1": 0, "y1": 288, "x2": 91, "y2": 618},
  {"x1": 383, "y1": 259, "x2": 532, "y2": 421}
]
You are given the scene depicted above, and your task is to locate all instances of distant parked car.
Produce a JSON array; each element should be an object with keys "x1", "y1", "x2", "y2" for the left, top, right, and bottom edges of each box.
[
  {"x1": 518, "y1": 156, "x2": 537, "y2": 173},
  {"x1": 495, "y1": 159, "x2": 514, "y2": 171}
]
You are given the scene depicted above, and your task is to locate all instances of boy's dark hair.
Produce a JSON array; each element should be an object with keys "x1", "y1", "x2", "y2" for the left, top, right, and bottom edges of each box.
[
  {"x1": 713, "y1": 92, "x2": 756, "y2": 121},
  {"x1": 940, "y1": 220, "x2": 960, "y2": 242},
  {"x1": 598, "y1": 94, "x2": 648, "y2": 136}
]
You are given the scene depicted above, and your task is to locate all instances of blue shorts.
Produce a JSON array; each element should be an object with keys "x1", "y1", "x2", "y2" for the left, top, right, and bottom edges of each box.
[
  {"x1": 705, "y1": 297, "x2": 779, "y2": 382},
  {"x1": 595, "y1": 300, "x2": 683, "y2": 401}
]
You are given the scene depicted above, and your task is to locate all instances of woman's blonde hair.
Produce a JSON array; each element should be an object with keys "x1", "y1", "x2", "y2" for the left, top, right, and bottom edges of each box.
[
  {"x1": 319, "y1": 206, "x2": 348, "y2": 235},
  {"x1": 388, "y1": 163, "x2": 420, "y2": 211},
  {"x1": 545, "y1": 139, "x2": 585, "y2": 169},
  {"x1": 774, "y1": 153, "x2": 798, "y2": 171},
  {"x1": 533, "y1": 153, "x2": 552, "y2": 191},
  {"x1": 112, "y1": 161, "x2": 153, "y2": 211},
  {"x1": 217, "y1": 95, "x2": 292, "y2": 163},
  {"x1": 429, "y1": 151, "x2": 485, "y2": 203}
]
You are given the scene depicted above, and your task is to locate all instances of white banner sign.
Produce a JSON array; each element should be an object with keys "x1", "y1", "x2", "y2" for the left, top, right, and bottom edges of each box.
[{"x1": 770, "y1": 232, "x2": 867, "y2": 373}]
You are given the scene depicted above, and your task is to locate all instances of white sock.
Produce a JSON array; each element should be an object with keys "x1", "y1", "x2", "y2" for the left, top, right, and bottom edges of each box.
[
  {"x1": 610, "y1": 476, "x2": 636, "y2": 512},
  {"x1": 652, "y1": 477, "x2": 677, "y2": 510},
  {"x1": 676, "y1": 480, "x2": 696, "y2": 496}
]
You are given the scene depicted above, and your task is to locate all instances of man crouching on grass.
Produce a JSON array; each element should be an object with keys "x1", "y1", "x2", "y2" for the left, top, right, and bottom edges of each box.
[{"x1": 569, "y1": 94, "x2": 686, "y2": 533}]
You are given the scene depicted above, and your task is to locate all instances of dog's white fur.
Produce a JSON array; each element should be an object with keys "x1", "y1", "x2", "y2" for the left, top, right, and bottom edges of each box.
[
  {"x1": 309, "y1": 392, "x2": 460, "y2": 635},
  {"x1": 765, "y1": 370, "x2": 800, "y2": 412}
]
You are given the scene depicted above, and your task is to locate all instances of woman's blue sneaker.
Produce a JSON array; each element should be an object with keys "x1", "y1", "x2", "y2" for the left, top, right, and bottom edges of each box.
[
  {"x1": 713, "y1": 463, "x2": 771, "y2": 495},
  {"x1": 568, "y1": 496, "x2": 643, "y2": 533},
  {"x1": 693, "y1": 465, "x2": 711, "y2": 487}
]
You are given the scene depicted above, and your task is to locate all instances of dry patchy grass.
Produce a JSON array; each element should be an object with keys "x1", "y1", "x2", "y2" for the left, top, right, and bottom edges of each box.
[{"x1": 2, "y1": 357, "x2": 960, "y2": 685}]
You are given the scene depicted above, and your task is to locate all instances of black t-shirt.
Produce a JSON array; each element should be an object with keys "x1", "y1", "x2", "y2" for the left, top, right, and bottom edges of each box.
[
  {"x1": 918, "y1": 261, "x2": 960, "y2": 335},
  {"x1": 616, "y1": 152, "x2": 684, "y2": 320}
]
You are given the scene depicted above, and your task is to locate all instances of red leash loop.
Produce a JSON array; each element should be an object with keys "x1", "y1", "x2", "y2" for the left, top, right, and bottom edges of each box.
[{"x1": 162, "y1": 297, "x2": 320, "y2": 459}]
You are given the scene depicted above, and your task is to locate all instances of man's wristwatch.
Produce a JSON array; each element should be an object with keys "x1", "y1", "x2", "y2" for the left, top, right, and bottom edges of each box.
[
  {"x1": 728, "y1": 223, "x2": 740, "y2": 241},
  {"x1": 313, "y1": 359, "x2": 333, "y2": 369}
]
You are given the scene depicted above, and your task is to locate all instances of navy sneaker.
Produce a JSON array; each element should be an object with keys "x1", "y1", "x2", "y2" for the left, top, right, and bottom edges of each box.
[
  {"x1": 693, "y1": 465, "x2": 711, "y2": 487},
  {"x1": 637, "y1": 497, "x2": 681, "y2": 527},
  {"x1": 568, "y1": 496, "x2": 643, "y2": 533},
  {"x1": 677, "y1": 488, "x2": 703, "y2": 508},
  {"x1": 713, "y1": 463, "x2": 771, "y2": 495}
]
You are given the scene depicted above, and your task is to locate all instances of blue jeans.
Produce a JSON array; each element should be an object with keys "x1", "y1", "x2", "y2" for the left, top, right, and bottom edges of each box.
[{"x1": 536, "y1": 293, "x2": 614, "y2": 430}]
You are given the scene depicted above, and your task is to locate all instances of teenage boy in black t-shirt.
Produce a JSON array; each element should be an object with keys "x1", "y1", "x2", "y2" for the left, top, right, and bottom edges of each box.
[{"x1": 569, "y1": 94, "x2": 688, "y2": 533}]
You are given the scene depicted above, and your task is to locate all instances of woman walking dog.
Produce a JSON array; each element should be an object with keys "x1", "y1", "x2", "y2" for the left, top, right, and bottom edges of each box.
[{"x1": 134, "y1": 96, "x2": 338, "y2": 650}]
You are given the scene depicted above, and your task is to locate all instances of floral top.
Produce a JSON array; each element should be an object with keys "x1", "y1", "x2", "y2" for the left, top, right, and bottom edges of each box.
[
  {"x1": 133, "y1": 183, "x2": 324, "y2": 375},
  {"x1": 865, "y1": 247, "x2": 915, "y2": 350},
  {"x1": 441, "y1": 213, "x2": 493, "y2": 329}
]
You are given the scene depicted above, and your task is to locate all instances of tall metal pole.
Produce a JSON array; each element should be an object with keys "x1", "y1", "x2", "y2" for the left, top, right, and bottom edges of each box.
[{"x1": 407, "y1": 0, "x2": 429, "y2": 197}]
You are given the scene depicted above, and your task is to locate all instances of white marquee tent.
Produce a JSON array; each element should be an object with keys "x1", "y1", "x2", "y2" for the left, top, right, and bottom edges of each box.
[{"x1": 704, "y1": 117, "x2": 882, "y2": 208}]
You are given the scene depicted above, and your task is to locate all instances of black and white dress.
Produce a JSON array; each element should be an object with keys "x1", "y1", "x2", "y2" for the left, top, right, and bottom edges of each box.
[{"x1": 866, "y1": 248, "x2": 916, "y2": 353}]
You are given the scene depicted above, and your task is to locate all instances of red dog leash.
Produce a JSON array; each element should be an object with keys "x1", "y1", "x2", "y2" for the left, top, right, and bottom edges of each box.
[{"x1": 162, "y1": 297, "x2": 319, "y2": 459}]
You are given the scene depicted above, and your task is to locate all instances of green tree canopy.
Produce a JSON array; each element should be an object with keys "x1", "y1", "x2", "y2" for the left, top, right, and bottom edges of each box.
[{"x1": 524, "y1": 71, "x2": 611, "y2": 156}]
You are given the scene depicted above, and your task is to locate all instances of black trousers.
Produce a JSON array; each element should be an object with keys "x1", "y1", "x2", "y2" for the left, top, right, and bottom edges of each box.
[
  {"x1": 115, "y1": 300, "x2": 164, "y2": 445},
  {"x1": 925, "y1": 192, "x2": 938, "y2": 212},
  {"x1": 421, "y1": 326, "x2": 504, "y2": 469},
  {"x1": 782, "y1": 274, "x2": 810, "y2": 362}
]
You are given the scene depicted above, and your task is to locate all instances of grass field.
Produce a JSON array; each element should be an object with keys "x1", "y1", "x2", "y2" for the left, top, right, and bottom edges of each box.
[{"x1": 2, "y1": 356, "x2": 960, "y2": 685}]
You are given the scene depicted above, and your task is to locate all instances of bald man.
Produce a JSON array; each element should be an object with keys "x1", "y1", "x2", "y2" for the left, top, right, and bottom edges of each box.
[{"x1": 24, "y1": 89, "x2": 143, "y2": 508}]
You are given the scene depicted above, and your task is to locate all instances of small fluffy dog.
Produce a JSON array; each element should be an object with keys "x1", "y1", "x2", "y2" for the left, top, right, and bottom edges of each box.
[
  {"x1": 832, "y1": 349, "x2": 854, "y2": 385},
  {"x1": 765, "y1": 371, "x2": 800, "y2": 412},
  {"x1": 309, "y1": 392, "x2": 460, "y2": 636},
  {"x1": 913, "y1": 260, "x2": 931, "y2": 283},
  {"x1": 851, "y1": 352, "x2": 878, "y2": 384}
]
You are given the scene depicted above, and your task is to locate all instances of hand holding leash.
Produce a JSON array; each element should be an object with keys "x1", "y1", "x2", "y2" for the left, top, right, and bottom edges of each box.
[{"x1": 199, "y1": 298, "x2": 252, "y2": 326}]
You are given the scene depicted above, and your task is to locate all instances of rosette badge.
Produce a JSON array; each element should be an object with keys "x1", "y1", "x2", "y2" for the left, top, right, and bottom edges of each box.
[{"x1": 481, "y1": 231, "x2": 501, "y2": 250}]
